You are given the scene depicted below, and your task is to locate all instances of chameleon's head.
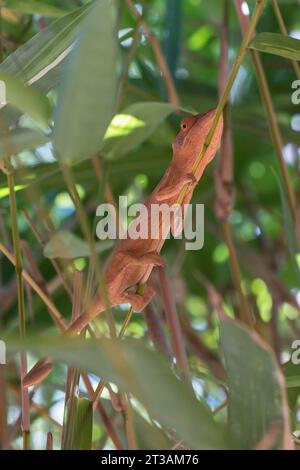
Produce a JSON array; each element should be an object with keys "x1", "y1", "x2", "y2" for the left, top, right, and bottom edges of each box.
[{"x1": 172, "y1": 108, "x2": 223, "y2": 171}]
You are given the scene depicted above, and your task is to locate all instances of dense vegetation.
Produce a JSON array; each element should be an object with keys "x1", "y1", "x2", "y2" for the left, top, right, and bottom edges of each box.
[{"x1": 0, "y1": 0, "x2": 300, "y2": 450}]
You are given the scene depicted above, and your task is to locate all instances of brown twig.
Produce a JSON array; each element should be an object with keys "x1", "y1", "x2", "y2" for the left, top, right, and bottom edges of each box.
[
  {"x1": 126, "y1": 0, "x2": 179, "y2": 106},
  {"x1": 0, "y1": 242, "x2": 67, "y2": 330},
  {"x1": 235, "y1": 0, "x2": 299, "y2": 245},
  {"x1": 143, "y1": 303, "x2": 172, "y2": 359},
  {"x1": 158, "y1": 266, "x2": 190, "y2": 384}
]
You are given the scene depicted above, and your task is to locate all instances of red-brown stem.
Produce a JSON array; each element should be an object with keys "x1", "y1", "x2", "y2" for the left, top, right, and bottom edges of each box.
[
  {"x1": 82, "y1": 374, "x2": 123, "y2": 450},
  {"x1": 126, "y1": 0, "x2": 179, "y2": 106},
  {"x1": 46, "y1": 432, "x2": 53, "y2": 450},
  {"x1": 158, "y1": 267, "x2": 190, "y2": 384}
]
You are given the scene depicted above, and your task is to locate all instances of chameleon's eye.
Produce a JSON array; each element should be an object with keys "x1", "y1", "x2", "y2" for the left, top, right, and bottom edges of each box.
[{"x1": 181, "y1": 122, "x2": 187, "y2": 131}]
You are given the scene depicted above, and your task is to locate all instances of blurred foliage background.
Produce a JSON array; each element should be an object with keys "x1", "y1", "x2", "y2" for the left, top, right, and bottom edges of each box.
[{"x1": 0, "y1": 0, "x2": 300, "y2": 451}]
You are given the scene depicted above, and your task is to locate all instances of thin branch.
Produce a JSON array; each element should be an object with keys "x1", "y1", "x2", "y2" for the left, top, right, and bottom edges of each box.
[
  {"x1": 0, "y1": 242, "x2": 67, "y2": 330},
  {"x1": 158, "y1": 266, "x2": 191, "y2": 384},
  {"x1": 235, "y1": 0, "x2": 299, "y2": 243},
  {"x1": 126, "y1": 0, "x2": 179, "y2": 106}
]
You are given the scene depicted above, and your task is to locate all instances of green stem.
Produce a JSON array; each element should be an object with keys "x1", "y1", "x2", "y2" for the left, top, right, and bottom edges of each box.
[
  {"x1": 222, "y1": 222, "x2": 254, "y2": 329},
  {"x1": 177, "y1": 0, "x2": 267, "y2": 205},
  {"x1": 250, "y1": 49, "x2": 297, "y2": 223},
  {"x1": 61, "y1": 164, "x2": 116, "y2": 338},
  {"x1": 6, "y1": 161, "x2": 26, "y2": 338},
  {"x1": 235, "y1": 0, "x2": 298, "y2": 237},
  {"x1": 5, "y1": 159, "x2": 29, "y2": 449}
]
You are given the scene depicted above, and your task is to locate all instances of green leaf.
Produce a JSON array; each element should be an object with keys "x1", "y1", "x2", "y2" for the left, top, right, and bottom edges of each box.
[
  {"x1": 43, "y1": 230, "x2": 113, "y2": 259},
  {"x1": 5, "y1": 0, "x2": 67, "y2": 18},
  {"x1": 0, "y1": 3, "x2": 91, "y2": 81},
  {"x1": 103, "y1": 102, "x2": 176, "y2": 159},
  {"x1": 273, "y1": 169, "x2": 300, "y2": 284},
  {"x1": 0, "y1": 71, "x2": 51, "y2": 126},
  {"x1": 8, "y1": 335, "x2": 233, "y2": 449},
  {"x1": 53, "y1": 0, "x2": 119, "y2": 165},
  {"x1": 284, "y1": 361, "x2": 300, "y2": 389},
  {"x1": 73, "y1": 398, "x2": 93, "y2": 450},
  {"x1": 220, "y1": 318, "x2": 292, "y2": 450},
  {"x1": 0, "y1": 128, "x2": 49, "y2": 160},
  {"x1": 250, "y1": 32, "x2": 300, "y2": 61}
]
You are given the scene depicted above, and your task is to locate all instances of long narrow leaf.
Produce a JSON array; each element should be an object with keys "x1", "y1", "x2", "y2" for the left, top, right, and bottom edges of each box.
[{"x1": 53, "y1": 0, "x2": 119, "y2": 165}]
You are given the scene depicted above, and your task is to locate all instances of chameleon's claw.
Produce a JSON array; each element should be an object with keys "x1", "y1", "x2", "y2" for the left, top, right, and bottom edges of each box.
[
  {"x1": 184, "y1": 173, "x2": 197, "y2": 187},
  {"x1": 141, "y1": 251, "x2": 165, "y2": 267},
  {"x1": 117, "y1": 250, "x2": 164, "y2": 268},
  {"x1": 122, "y1": 285, "x2": 156, "y2": 312}
]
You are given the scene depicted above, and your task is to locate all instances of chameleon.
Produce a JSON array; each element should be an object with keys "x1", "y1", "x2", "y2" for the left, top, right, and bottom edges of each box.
[{"x1": 68, "y1": 108, "x2": 223, "y2": 334}]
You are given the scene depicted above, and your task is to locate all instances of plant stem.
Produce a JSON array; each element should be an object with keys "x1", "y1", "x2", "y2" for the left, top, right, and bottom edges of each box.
[
  {"x1": 0, "y1": 242, "x2": 67, "y2": 330},
  {"x1": 177, "y1": 0, "x2": 267, "y2": 206},
  {"x1": 158, "y1": 267, "x2": 191, "y2": 384},
  {"x1": 221, "y1": 222, "x2": 254, "y2": 329},
  {"x1": 235, "y1": 0, "x2": 298, "y2": 239},
  {"x1": 5, "y1": 159, "x2": 30, "y2": 449},
  {"x1": 126, "y1": 0, "x2": 180, "y2": 106},
  {"x1": 6, "y1": 163, "x2": 26, "y2": 338},
  {"x1": 61, "y1": 163, "x2": 116, "y2": 338},
  {"x1": 92, "y1": 304, "x2": 134, "y2": 408}
]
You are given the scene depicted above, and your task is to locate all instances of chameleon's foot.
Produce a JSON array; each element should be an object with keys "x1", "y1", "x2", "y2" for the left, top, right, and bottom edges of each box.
[
  {"x1": 122, "y1": 285, "x2": 156, "y2": 312},
  {"x1": 156, "y1": 173, "x2": 197, "y2": 201},
  {"x1": 139, "y1": 251, "x2": 165, "y2": 267},
  {"x1": 116, "y1": 250, "x2": 165, "y2": 268},
  {"x1": 184, "y1": 173, "x2": 197, "y2": 188},
  {"x1": 67, "y1": 295, "x2": 104, "y2": 335}
]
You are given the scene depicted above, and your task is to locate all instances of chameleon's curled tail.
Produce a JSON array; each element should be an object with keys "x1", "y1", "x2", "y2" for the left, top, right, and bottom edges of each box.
[{"x1": 67, "y1": 294, "x2": 105, "y2": 335}]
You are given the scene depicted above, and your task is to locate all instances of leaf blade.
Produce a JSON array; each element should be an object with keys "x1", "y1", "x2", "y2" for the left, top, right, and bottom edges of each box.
[
  {"x1": 250, "y1": 32, "x2": 300, "y2": 61},
  {"x1": 53, "y1": 0, "x2": 119, "y2": 165}
]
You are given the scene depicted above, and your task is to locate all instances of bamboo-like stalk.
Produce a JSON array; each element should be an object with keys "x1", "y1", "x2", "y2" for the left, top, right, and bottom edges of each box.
[
  {"x1": 0, "y1": 242, "x2": 67, "y2": 330},
  {"x1": 92, "y1": 304, "x2": 134, "y2": 408},
  {"x1": 61, "y1": 163, "x2": 116, "y2": 339},
  {"x1": 0, "y1": 368, "x2": 7, "y2": 449},
  {"x1": 5, "y1": 160, "x2": 30, "y2": 449},
  {"x1": 176, "y1": 0, "x2": 268, "y2": 205},
  {"x1": 123, "y1": 394, "x2": 138, "y2": 450},
  {"x1": 126, "y1": 0, "x2": 180, "y2": 106},
  {"x1": 216, "y1": 0, "x2": 254, "y2": 329},
  {"x1": 158, "y1": 266, "x2": 191, "y2": 384},
  {"x1": 82, "y1": 374, "x2": 123, "y2": 450},
  {"x1": 23, "y1": 211, "x2": 73, "y2": 299},
  {"x1": 46, "y1": 432, "x2": 53, "y2": 450},
  {"x1": 235, "y1": 0, "x2": 299, "y2": 242},
  {"x1": 6, "y1": 163, "x2": 26, "y2": 338},
  {"x1": 221, "y1": 222, "x2": 254, "y2": 328},
  {"x1": 272, "y1": 0, "x2": 300, "y2": 80}
]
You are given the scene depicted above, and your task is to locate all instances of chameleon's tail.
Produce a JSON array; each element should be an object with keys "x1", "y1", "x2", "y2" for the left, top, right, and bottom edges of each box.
[{"x1": 67, "y1": 294, "x2": 105, "y2": 335}]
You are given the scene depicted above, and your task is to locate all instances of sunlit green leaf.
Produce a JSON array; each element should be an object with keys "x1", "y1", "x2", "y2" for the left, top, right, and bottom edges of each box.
[{"x1": 103, "y1": 102, "x2": 176, "y2": 159}]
